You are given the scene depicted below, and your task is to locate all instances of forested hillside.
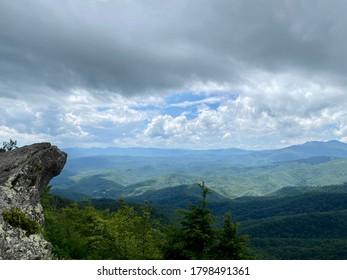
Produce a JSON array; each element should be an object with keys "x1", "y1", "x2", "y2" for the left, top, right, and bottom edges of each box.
[
  {"x1": 44, "y1": 182, "x2": 347, "y2": 259},
  {"x1": 51, "y1": 156, "x2": 347, "y2": 199},
  {"x1": 47, "y1": 141, "x2": 347, "y2": 259},
  {"x1": 42, "y1": 184, "x2": 252, "y2": 260}
]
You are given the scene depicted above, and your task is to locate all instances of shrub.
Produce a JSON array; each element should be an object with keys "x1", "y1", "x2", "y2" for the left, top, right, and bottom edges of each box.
[{"x1": 2, "y1": 208, "x2": 42, "y2": 236}]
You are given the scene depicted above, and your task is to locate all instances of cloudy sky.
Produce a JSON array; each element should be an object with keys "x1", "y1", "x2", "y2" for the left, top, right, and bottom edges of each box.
[{"x1": 1, "y1": 0, "x2": 347, "y2": 150}]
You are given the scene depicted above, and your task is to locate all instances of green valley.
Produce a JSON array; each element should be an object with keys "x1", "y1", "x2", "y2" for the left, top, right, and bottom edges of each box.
[{"x1": 47, "y1": 140, "x2": 347, "y2": 259}]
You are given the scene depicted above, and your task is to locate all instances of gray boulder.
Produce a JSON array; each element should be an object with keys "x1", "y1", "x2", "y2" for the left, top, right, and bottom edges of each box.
[{"x1": 0, "y1": 143, "x2": 67, "y2": 259}]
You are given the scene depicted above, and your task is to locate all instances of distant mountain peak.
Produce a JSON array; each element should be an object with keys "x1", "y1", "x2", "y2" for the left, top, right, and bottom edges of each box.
[
  {"x1": 303, "y1": 139, "x2": 338, "y2": 144},
  {"x1": 293, "y1": 140, "x2": 346, "y2": 148}
]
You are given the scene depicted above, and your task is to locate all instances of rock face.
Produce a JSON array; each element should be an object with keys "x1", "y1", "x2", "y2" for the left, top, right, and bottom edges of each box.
[{"x1": 0, "y1": 143, "x2": 67, "y2": 259}]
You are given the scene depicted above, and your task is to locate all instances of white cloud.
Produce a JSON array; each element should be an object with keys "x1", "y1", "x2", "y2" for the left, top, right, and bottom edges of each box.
[
  {"x1": 0, "y1": 125, "x2": 53, "y2": 146},
  {"x1": 2, "y1": 0, "x2": 347, "y2": 149},
  {"x1": 135, "y1": 69, "x2": 347, "y2": 149},
  {"x1": 2, "y1": 66, "x2": 347, "y2": 149}
]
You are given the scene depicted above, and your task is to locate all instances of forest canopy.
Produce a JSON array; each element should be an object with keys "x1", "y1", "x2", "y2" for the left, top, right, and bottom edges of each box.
[{"x1": 42, "y1": 183, "x2": 252, "y2": 260}]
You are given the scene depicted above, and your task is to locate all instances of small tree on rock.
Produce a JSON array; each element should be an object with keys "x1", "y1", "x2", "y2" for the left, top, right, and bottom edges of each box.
[{"x1": 1, "y1": 139, "x2": 18, "y2": 152}]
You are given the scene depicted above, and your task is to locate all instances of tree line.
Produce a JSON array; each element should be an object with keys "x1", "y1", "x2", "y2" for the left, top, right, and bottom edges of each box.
[{"x1": 41, "y1": 182, "x2": 253, "y2": 260}]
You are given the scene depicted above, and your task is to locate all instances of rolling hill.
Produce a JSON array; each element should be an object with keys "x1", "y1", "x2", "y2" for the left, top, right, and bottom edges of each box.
[
  {"x1": 51, "y1": 153, "x2": 347, "y2": 199},
  {"x1": 50, "y1": 182, "x2": 347, "y2": 259},
  {"x1": 48, "y1": 140, "x2": 347, "y2": 259}
]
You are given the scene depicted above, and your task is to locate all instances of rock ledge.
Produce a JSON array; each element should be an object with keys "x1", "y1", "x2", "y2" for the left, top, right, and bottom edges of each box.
[{"x1": 0, "y1": 143, "x2": 67, "y2": 259}]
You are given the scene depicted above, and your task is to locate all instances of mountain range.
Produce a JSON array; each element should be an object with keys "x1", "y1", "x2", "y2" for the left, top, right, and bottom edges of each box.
[
  {"x1": 63, "y1": 140, "x2": 347, "y2": 159},
  {"x1": 52, "y1": 140, "x2": 347, "y2": 199},
  {"x1": 50, "y1": 140, "x2": 347, "y2": 259}
]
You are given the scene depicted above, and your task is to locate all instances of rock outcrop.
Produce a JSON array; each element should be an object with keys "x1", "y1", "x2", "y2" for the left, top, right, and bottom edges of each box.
[{"x1": 0, "y1": 143, "x2": 67, "y2": 259}]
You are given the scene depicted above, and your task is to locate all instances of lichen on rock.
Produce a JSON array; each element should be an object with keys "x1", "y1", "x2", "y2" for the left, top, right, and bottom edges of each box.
[{"x1": 0, "y1": 143, "x2": 67, "y2": 259}]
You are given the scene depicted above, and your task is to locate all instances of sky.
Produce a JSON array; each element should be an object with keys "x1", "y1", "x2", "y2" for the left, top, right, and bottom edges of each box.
[{"x1": 1, "y1": 0, "x2": 347, "y2": 150}]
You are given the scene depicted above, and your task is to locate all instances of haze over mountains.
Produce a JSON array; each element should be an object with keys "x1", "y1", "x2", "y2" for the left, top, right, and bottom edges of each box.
[
  {"x1": 51, "y1": 140, "x2": 347, "y2": 199},
  {"x1": 64, "y1": 139, "x2": 347, "y2": 162},
  {"x1": 49, "y1": 140, "x2": 347, "y2": 259}
]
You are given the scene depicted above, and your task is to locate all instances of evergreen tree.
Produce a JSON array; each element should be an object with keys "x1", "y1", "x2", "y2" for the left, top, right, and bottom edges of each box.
[
  {"x1": 164, "y1": 182, "x2": 252, "y2": 260},
  {"x1": 213, "y1": 212, "x2": 250, "y2": 259},
  {"x1": 42, "y1": 183, "x2": 252, "y2": 260},
  {"x1": 164, "y1": 182, "x2": 215, "y2": 259}
]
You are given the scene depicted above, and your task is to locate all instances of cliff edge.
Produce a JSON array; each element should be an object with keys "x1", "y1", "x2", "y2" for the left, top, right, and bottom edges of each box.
[{"x1": 0, "y1": 143, "x2": 67, "y2": 259}]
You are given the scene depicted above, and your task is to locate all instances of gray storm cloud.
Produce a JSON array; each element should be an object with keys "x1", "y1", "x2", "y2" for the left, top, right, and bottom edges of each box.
[
  {"x1": 1, "y1": 0, "x2": 347, "y2": 148},
  {"x1": 1, "y1": 0, "x2": 347, "y2": 98}
]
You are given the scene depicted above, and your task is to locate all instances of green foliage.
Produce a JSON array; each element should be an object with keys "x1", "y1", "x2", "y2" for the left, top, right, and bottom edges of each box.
[
  {"x1": 42, "y1": 189, "x2": 164, "y2": 259},
  {"x1": 213, "y1": 212, "x2": 250, "y2": 259},
  {"x1": 106, "y1": 202, "x2": 165, "y2": 259},
  {"x1": 165, "y1": 182, "x2": 215, "y2": 259},
  {"x1": 42, "y1": 183, "x2": 251, "y2": 260},
  {"x1": 250, "y1": 238, "x2": 347, "y2": 260},
  {"x1": 236, "y1": 197, "x2": 347, "y2": 259},
  {"x1": 43, "y1": 178, "x2": 347, "y2": 260},
  {"x1": 229, "y1": 191, "x2": 347, "y2": 222},
  {"x1": 164, "y1": 182, "x2": 251, "y2": 260},
  {"x1": 241, "y1": 210, "x2": 347, "y2": 239},
  {"x1": 2, "y1": 208, "x2": 42, "y2": 236},
  {"x1": 51, "y1": 150, "x2": 347, "y2": 200}
]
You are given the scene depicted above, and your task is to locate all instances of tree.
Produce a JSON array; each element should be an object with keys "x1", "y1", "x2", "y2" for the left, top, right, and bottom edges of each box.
[
  {"x1": 213, "y1": 212, "x2": 251, "y2": 259},
  {"x1": 42, "y1": 192, "x2": 165, "y2": 260},
  {"x1": 164, "y1": 182, "x2": 215, "y2": 259},
  {"x1": 164, "y1": 182, "x2": 252, "y2": 260},
  {"x1": 1, "y1": 139, "x2": 18, "y2": 152},
  {"x1": 106, "y1": 201, "x2": 165, "y2": 259},
  {"x1": 42, "y1": 183, "x2": 252, "y2": 260},
  {"x1": 180, "y1": 182, "x2": 215, "y2": 259}
]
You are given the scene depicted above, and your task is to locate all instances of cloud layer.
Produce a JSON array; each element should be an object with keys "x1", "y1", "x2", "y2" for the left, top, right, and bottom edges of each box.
[{"x1": 1, "y1": 0, "x2": 347, "y2": 149}]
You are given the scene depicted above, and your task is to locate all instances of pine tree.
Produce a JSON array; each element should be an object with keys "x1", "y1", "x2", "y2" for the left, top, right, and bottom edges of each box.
[
  {"x1": 164, "y1": 182, "x2": 253, "y2": 260},
  {"x1": 213, "y1": 212, "x2": 250, "y2": 259},
  {"x1": 164, "y1": 182, "x2": 215, "y2": 259}
]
